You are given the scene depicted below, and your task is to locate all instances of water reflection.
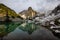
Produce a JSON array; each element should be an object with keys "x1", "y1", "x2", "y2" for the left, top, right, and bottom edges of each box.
[
  {"x1": 0, "y1": 22, "x2": 60, "y2": 40},
  {"x1": 0, "y1": 22, "x2": 21, "y2": 40},
  {"x1": 0, "y1": 22, "x2": 39, "y2": 37},
  {"x1": 19, "y1": 22, "x2": 40, "y2": 34}
]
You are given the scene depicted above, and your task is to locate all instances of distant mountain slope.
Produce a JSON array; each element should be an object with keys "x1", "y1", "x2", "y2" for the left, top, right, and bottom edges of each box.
[
  {"x1": 0, "y1": 3, "x2": 19, "y2": 18},
  {"x1": 50, "y1": 4, "x2": 60, "y2": 15},
  {"x1": 19, "y1": 7, "x2": 37, "y2": 19}
]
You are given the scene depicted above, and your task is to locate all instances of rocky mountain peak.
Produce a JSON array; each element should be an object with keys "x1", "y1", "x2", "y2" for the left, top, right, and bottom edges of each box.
[
  {"x1": 28, "y1": 7, "x2": 33, "y2": 11},
  {"x1": 19, "y1": 7, "x2": 37, "y2": 19},
  {"x1": 52, "y1": 4, "x2": 60, "y2": 14},
  {"x1": 49, "y1": 4, "x2": 60, "y2": 15}
]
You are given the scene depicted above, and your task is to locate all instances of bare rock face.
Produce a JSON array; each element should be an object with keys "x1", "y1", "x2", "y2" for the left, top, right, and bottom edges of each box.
[
  {"x1": 50, "y1": 4, "x2": 60, "y2": 15},
  {"x1": 19, "y1": 7, "x2": 37, "y2": 19}
]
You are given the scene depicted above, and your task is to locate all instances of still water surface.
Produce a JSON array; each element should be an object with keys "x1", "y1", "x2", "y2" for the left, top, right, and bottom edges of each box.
[{"x1": 0, "y1": 22, "x2": 60, "y2": 40}]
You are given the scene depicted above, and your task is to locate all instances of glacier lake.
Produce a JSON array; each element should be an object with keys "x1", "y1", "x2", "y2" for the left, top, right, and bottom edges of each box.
[{"x1": 0, "y1": 22, "x2": 60, "y2": 40}]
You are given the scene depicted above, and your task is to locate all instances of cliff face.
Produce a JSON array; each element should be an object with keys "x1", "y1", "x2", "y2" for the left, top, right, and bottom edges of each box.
[
  {"x1": 0, "y1": 3, "x2": 19, "y2": 18},
  {"x1": 19, "y1": 7, "x2": 37, "y2": 19},
  {"x1": 50, "y1": 4, "x2": 60, "y2": 15},
  {"x1": 52, "y1": 4, "x2": 60, "y2": 13}
]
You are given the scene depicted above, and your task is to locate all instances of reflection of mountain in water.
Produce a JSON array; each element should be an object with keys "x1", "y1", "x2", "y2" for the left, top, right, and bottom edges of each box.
[
  {"x1": 19, "y1": 22, "x2": 40, "y2": 34},
  {"x1": 0, "y1": 22, "x2": 21, "y2": 38},
  {"x1": 0, "y1": 22, "x2": 59, "y2": 40},
  {"x1": 2, "y1": 22, "x2": 60, "y2": 40}
]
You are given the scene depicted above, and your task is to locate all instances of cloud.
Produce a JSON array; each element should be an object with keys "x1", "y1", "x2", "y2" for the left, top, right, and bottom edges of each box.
[{"x1": 0, "y1": 0, "x2": 60, "y2": 13}]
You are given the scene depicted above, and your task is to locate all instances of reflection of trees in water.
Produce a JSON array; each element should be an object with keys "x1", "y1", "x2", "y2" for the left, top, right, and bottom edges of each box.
[
  {"x1": 19, "y1": 23, "x2": 40, "y2": 34},
  {"x1": 4, "y1": 22, "x2": 21, "y2": 33},
  {"x1": 0, "y1": 22, "x2": 21, "y2": 40}
]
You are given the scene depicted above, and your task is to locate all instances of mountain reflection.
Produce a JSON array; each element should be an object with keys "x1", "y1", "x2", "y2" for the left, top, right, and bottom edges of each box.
[
  {"x1": 0, "y1": 22, "x2": 21, "y2": 38},
  {"x1": 19, "y1": 22, "x2": 40, "y2": 34},
  {"x1": 0, "y1": 22, "x2": 39, "y2": 38},
  {"x1": 0, "y1": 22, "x2": 60, "y2": 40}
]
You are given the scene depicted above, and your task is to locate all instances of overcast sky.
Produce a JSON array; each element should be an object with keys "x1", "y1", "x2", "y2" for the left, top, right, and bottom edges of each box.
[{"x1": 0, "y1": 0, "x2": 60, "y2": 13}]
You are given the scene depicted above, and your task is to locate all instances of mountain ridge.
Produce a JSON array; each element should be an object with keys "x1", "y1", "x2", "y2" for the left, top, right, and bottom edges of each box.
[{"x1": 0, "y1": 3, "x2": 19, "y2": 18}]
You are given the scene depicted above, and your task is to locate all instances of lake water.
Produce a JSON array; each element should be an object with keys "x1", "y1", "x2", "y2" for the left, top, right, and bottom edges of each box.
[{"x1": 0, "y1": 22, "x2": 60, "y2": 40}]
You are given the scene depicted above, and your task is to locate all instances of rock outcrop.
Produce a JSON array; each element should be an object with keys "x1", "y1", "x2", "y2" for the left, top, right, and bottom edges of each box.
[{"x1": 19, "y1": 7, "x2": 37, "y2": 19}]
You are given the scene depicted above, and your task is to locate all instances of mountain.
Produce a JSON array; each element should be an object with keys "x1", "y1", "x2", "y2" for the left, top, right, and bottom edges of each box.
[
  {"x1": 19, "y1": 7, "x2": 37, "y2": 19},
  {"x1": 0, "y1": 3, "x2": 19, "y2": 18},
  {"x1": 50, "y1": 4, "x2": 60, "y2": 15}
]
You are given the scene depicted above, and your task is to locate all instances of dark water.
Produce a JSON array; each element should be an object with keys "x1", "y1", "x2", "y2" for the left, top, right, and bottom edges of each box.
[{"x1": 0, "y1": 22, "x2": 60, "y2": 40}]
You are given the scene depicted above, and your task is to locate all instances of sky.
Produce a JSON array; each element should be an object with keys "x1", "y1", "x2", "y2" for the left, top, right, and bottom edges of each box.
[{"x1": 0, "y1": 0, "x2": 60, "y2": 13}]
